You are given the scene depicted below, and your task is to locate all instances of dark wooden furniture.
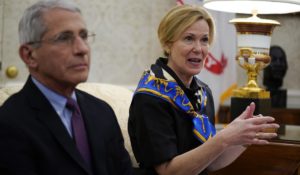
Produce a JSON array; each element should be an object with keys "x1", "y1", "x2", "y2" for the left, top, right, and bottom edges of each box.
[
  {"x1": 209, "y1": 140, "x2": 300, "y2": 175},
  {"x1": 271, "y1": 108, "x2": 300, "y2": 125},
  {"x1": 212, "y1": 106, "x2": 300, "y2": 175},
  {"x1": 217, "y1": 106, "x2": 300, "y2": 125}
]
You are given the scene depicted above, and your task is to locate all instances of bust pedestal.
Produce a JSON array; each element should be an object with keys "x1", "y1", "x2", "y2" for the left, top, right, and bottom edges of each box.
[
  {"x1": 230, "y1": 97, "x2": 271, "y2": 121},
  {"x1": 269, "y1": 89, "x2": 287, "y2": 108},
  {"x1": 269, "y1": 89, "x2": 287, "y2": 134}
]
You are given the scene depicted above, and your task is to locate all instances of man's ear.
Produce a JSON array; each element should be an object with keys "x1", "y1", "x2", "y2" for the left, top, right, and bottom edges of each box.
[{"x1": 19, "y1": 45, "x2": 38, "y2": 68}]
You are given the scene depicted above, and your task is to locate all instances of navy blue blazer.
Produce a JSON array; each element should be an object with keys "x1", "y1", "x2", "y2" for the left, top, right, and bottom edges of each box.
[{"x1": 0, "y1": 77, "x2": 133, "y2": 175}]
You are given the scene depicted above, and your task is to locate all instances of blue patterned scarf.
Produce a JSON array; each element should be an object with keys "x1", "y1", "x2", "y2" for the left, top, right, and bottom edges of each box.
[{"x1": 135, "y1": 70, "x2": 216, "y2": 143}]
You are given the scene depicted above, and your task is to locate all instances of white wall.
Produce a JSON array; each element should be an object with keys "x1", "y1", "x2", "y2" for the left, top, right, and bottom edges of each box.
[
  {"x1": 0, "y1": 0, "x2": 174, "y2": 87},
  {"x1": 0, "y1": 1, "x2": 299, "y2": 107}
]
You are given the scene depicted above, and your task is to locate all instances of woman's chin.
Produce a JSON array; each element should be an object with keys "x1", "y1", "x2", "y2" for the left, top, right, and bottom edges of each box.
[{"x1": 188, "y1": 67, "x2": 203, "y2": 76}]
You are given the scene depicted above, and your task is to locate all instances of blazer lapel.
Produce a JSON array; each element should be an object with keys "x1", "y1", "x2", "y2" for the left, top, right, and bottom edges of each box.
[
  {"x1": 24, "y1": 78, "x2": 92, "y2": 174},
  {"x1": 76, "y1": 91, "x2": 108, "y2": 174}
]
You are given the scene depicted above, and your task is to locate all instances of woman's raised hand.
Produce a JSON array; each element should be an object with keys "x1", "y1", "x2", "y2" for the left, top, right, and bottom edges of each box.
[{"x1": 218, "y1": 102, "x2": 280, "y2": 147}]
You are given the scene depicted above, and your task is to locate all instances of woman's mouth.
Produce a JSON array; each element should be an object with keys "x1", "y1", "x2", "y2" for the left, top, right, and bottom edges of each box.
[{"x1": 188, "y1": 58, "x2": 202, "y2": 63}]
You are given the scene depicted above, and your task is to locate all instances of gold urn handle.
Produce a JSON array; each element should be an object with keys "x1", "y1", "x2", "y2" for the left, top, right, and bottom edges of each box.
[{"x1": 6, "y1": 66, "x2": 19, "y2": 79}]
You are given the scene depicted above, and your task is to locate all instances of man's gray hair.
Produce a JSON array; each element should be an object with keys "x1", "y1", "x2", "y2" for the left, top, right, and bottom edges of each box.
[{"x1": 18, "y1": 0, "x2": 81, "y2": 47}]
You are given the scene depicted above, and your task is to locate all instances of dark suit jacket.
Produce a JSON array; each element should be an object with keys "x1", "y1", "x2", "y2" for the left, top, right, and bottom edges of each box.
[{"x1": 0, "y1": 77, "x2": 133, "y2": 175}]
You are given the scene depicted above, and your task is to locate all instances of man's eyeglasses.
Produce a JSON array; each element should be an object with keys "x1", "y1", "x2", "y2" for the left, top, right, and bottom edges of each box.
[{"x1": 27, "y1": 31, "x2": 96, "y2": 46}]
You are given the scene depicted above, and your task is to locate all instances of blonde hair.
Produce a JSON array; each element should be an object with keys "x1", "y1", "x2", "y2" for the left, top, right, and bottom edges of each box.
[{"x1": 158, "y1": 5, "x2": 215, "y2": 57}]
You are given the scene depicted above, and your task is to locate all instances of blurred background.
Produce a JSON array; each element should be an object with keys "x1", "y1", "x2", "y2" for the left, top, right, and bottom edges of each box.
[{"x1": 0, "y1": 0, "x2": 299, "y2": 108}]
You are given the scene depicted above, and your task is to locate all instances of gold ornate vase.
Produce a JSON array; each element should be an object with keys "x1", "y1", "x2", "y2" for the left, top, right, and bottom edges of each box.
[{"x1": 230, "y1": 14, "x2": 280, "y2": 99}]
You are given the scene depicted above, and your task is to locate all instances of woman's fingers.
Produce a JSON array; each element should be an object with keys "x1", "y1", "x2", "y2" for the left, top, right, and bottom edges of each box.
[
  {"x1": 235, "y1": 116, "x2": 279, "y2": 146},
  {"x1": 242, "y1": 133, "x2": 276, "y2": 145},
  {"x1": 242, "y1": 128, "x2": 279, "y2": 145},
  {"x1": 224, "y1": 108, "x2": 280, "y2": 147},
  {"x1": 248, "y1": 116, "x2": 277, "y2": 125},
  {"x1": 238, "y1": 102, "x2": 256, "y2": 120},
  {"x1": 255, "y1": 132, "x2": 278, "y2": 140},
  {"x1": 252, "y1": 139, "x2": 270, "y2": 145},
  {"x1": 254, "y1": 123, "x2": 280, "y2": 131}
]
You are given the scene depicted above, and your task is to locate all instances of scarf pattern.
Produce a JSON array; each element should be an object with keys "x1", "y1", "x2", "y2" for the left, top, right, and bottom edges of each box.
[{"x1": 135, "y1": 70, "x2": 216, "y2": 143}]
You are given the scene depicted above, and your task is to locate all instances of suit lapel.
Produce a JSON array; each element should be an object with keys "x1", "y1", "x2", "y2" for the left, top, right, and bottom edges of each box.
[
  {"x1": 24, "y1": 78, "x2": 92, "y2": 174},
  {"x1": 76, "y1": 91, "x2": 108, "y2": 174}
]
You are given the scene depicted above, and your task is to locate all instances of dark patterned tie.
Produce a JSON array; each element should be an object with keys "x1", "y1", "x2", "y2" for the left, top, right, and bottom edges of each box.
[{"x1": 66, "y1": 98, "x2": 91, "y2": 167}]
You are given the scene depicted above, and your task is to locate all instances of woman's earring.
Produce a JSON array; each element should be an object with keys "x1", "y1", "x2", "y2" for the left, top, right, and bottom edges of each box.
[{"x1": 166, "y1": 49, "x2": 169, "y2": 54}]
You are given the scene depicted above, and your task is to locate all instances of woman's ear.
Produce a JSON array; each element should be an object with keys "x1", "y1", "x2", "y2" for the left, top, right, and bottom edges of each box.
[
  {"x1": 163, "y1": 43, "x2": 172, "y2": 56},
  {"x1": 19, "y1": 45, "x2": 38, "y2": 68}
]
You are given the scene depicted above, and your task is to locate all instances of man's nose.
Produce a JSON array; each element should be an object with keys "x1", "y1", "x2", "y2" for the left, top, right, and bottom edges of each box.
[{"x1": 72, "y1": 36, "x2": 90, "y2": 55}]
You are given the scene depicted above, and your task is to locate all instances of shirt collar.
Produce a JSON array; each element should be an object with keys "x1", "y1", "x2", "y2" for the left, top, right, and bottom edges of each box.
[
  {"x1": 31, "y1": 77, "x2": 77, "y2": 115},
  {"x1": 155, "y1": 57, "x2": 200, "y2": 94}
]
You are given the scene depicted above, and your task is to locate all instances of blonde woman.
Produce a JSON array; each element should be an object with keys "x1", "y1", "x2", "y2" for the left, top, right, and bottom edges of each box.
[{"x1": 128, "y1": 5, "x2": 279, "y2": 175}]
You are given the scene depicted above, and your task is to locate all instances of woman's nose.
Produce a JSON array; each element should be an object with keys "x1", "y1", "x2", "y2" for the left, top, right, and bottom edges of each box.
[{"x1": 193, "y1": 41, "x2": 202, "y2": 53}]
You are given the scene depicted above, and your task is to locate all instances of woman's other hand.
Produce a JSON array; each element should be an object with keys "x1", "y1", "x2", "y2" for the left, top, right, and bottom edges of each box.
[{"x1": 218, "y1": 102, "x2": 280, "y2": 147}]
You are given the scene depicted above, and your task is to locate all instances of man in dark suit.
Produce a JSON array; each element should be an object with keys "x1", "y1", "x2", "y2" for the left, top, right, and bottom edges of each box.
[{"x1": 0, "y1": 0, "x2": 133, "y2": 175}]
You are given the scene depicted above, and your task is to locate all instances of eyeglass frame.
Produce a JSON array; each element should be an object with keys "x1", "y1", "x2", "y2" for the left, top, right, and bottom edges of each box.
[{"x1": 27, "y1": 30, "x2": 96, "y2": 47}]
